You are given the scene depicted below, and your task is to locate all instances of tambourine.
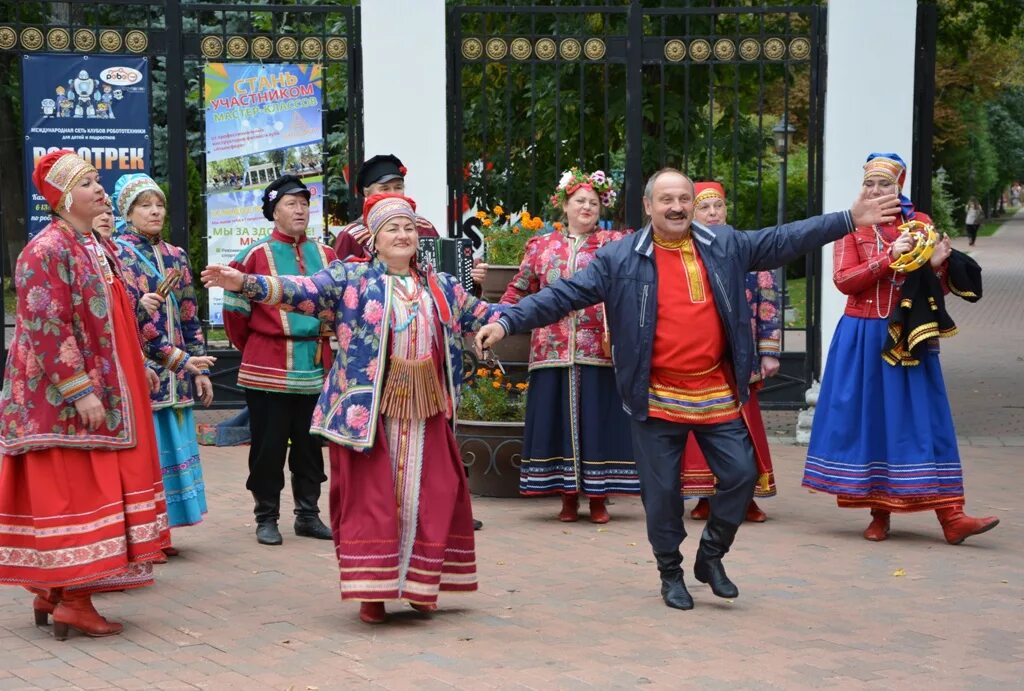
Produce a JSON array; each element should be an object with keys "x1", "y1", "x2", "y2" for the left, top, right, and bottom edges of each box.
[{"x1": 888, "y1": 220, "x2": 938, "y2": 273}]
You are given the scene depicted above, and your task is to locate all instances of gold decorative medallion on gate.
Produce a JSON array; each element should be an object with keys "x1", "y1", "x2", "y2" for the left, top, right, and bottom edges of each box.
[
  {"x1": 738, "y1": 38, "x2": 760, "y2": 61},
  {"x1": 584, "y1": 38, "x2": 606, "y2": 60},
  {"x1": 252, "y1": 36, "x2": 273, "y2": 59},
  {"x1": 461, "y1": 37, "x2": 483, "y2": 60},
  {"x1": 713, "y1": 39, "x2": 735, "y2": 61},
  {"x1": 74, "y1": 29, "x2": 96, "y2": 52},
  {"x1": 46, "y1": 28, "x2": 71, "y2": 51},
  {"x1": 688, "y1": 39, "x2": 711, "y2": 62},
  {"x1": 301, "y1": 37, "x2": 323, "y2": 60},
  {"x1": 664, "y1": 39, "x2": 686, "y2": 62},
  {"x1": 789, "y1": 37, "x2": 811, "y2": 60},
  {"x1": 0, "y1": 27, "x2": 16, "y2": 50},
  {"x1": 99, "y1": 30, "x2": 122, "y2": 52},
  {"x1": 534, "y1": 38, "x2": 556, "y2": 60},
  {"x1": 510, "y1": 38, "x2": 532, "y2": 60},
  {"x1": 559, "y1": 38, "x2": 581, "y2": 60},
  {"x1": 226, "y1": 36, "x2": 248, "y2": 59},
  {"x1": 200, "y1": 35, "x2": 223, "y2": 58},
  {"x1": 276, "y1": 37, "x2": 298, "y2": 59},
  {"x1": 325, "y1": 37, "x2": 347, "y2": 60},
  {"x1": 764, "y1": 37, "x2": 786, "y2": 60},
  {"x1": 20, "y1": 28, "x2": 44, "y2": 51},
  {"x1": 125, "y1": 30, "x2": 147, "y2": 53},
  {"x1": 485, "y1": 38, "x2": 507, "y2": 61}
]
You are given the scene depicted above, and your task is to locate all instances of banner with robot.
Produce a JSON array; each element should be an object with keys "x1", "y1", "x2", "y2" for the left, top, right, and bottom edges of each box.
[
  {"x1": 203, "y1": 62, "x2": 324, "y2": 325},
  {"x1": 21, "y1": 54, "x2": 151, "y2": 238}
]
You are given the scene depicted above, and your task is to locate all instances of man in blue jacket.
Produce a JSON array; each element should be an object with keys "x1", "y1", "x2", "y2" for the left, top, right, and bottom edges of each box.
[{"x1": 476, "y1": 168, "x2": 900, "y2": 611}]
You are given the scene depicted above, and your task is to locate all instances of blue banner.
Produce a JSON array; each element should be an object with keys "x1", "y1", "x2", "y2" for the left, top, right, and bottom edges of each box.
[{"x1": 22, "y1": 54, "x2": 151, "y2": 237}]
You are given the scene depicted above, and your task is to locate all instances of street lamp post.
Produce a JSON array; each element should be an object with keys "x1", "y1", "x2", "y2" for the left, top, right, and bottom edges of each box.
[{"x1": 771, "y1": 115, "x2": 797, "y2": 323}]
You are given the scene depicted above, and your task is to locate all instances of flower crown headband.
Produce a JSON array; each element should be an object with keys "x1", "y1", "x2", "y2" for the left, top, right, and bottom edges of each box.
[{"x1": 549, "y1": 168, "x2": 617, "y2": 211}]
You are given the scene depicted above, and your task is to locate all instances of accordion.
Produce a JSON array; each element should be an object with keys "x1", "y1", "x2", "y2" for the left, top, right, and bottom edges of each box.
[{"x1": 418, "y1": 237, "x2": 474, "y2": 292}]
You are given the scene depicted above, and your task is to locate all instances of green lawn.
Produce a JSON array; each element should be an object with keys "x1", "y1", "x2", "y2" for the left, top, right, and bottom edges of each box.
[
  {"x1": 782, "y1": 276, "x2": 806, "y2": 329},
  {"x1": 979, "y1": 205, "x2": 1019, "y2": 237}
]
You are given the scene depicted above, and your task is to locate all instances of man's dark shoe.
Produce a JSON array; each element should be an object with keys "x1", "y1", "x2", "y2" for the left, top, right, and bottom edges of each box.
[
  {"x1": 654, "y1": 551, "x2": 694, "y2": 610},
  {"x1": 473, "y1": 519, "x2": 483, "y2": 531},
  {"x1": 693, "y1": 517, "x2": 740, "y2": 599},
  {"x1": 294, "y1": 515, "x2": 333, "y2": 540},
  {"x1": 256, "y1": 521, "x2": 283, "y2": 545}
]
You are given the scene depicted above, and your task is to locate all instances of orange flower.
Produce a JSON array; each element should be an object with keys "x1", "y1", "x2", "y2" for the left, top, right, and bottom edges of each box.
[
  {"x1": 491, "y1": 381, "x2": 501, "y2": 389},
  {"x1": 493, "y1": 205, "x2": 504, "y2": 215},
  {"x1": 515, "y1": 382, "x2": 527, "y2": 391},
  {"x1": 512, "y1": 227, "x2": 519, "y2": 234},
  {"x1": 482, "y1": 218, "x2": 493, "y2": 227},
  {"x1": 476, "y1": 367, "x2": 488, "y2": 377},
  {"x1": 505, "y1": 382, "x2": 513, "y2": 390},
  {"x1": 476, "y1": 210, "x2": 487, "y2": 220},
  {"x1": 553, "y1": 221, "x2": 564, "y2": 231}
]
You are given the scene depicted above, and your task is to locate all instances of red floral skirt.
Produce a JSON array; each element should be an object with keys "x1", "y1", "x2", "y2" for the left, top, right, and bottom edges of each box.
[{"x1": 0, "y1": 279, "x2": 169, "y2": 592}]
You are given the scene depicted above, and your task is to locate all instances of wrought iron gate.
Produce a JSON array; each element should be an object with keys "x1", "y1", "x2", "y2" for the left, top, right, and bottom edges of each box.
[
  {"x1": 447, "y1": 0, "x2": 827, "y2": 407},
  {"x1": 0, "y1": 0, "x2": 363, "y2": 407}
]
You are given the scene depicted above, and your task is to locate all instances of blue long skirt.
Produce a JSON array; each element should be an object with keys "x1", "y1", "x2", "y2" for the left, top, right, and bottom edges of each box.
[
  {"x1": 519, "y1": 365, "x2": 637, "y2": 497},
  {"x1": 802, "y1": 316, "x2": 964, "y2": 511},
  {"x1": 154, "y1": 407, "x2": 208, "y2": 527}
]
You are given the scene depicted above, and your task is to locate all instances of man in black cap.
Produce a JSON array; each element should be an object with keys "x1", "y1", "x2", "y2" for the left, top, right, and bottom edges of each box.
[
  {"x1": 333, "y1": 154, "x2": 487, "y2": 286},
  {"x1": 223, "y1": 175, "x2": 337, "y2": 545}
]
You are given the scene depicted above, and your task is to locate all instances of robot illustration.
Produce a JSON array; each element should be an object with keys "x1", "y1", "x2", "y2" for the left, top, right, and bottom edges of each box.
[
  {"x1": 40, "y1": 98, "x2": 56, "y2": 117},
  {"x1": 97, "y1": 84, "x2": 122, "y2": 119},
  {"x1": 70, "y1": 70, "x2": 98, "y2": 118}
]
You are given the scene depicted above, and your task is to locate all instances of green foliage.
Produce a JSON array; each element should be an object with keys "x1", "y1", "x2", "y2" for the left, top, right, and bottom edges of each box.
[
  {"x1": 477, "y1": 207, "x2": 548, "y2": 266},
  {"x1": 457, "y1": 366, "x2": 527, "y2": 422},
  {"x1": 929, "y1": 167, "x2": 957, "y2": 236}
]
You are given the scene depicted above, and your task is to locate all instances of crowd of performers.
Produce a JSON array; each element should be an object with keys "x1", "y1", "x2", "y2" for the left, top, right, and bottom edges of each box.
[{"x1": 0, "y1": 147, "x2": 999, "y2": 638}]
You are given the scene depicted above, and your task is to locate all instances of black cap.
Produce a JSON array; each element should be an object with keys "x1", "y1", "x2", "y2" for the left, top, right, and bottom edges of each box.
[
  {"x1": 262, "y1": 175, "x2": 310, "y2": 221},
  {"x1": 357, "y1": 154, "x2": 406, "y2": 191}
]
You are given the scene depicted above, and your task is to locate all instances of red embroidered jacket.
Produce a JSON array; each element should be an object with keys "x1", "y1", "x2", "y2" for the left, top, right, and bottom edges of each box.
[
  {"x1": 834, "y1": 212, "x2": 949, "y2": 319},
  {"x1": 0, "y1": 220, "x2": 189, "y2": 454},
  {"x1": 500, "y1": 229, "x2": 625, "y2": 370}
]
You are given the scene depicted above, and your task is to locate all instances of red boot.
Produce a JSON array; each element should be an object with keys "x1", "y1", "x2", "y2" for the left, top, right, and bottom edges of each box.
[
  {"x1": 359, "y1": 602, "x2": 387, "y2": 624},
  {"x1": 863, "y1": 509, "x2": 891, "y2": 541},
  {"x1": 52, "y1": 591, "x2": 123, "y2": 641},
  {"x1": 745, "y1": 501, "x2": 768, "y2": 523},
  {"x1": 162, "y1": 546, "x2": 180, "y2": 557},
  {"x1": 558, "y1": 494, "x2": 579, "y2": 522},
  {"x1": 26, "y1": 587, "x2": 61, "y2": 626},
  {"x1": 410, "y1": 602, "x2": 437, "y2": 614},
  {"x1": 589, "y1": 497, "x2": 610, "y2": 524},
  {"x1": 936, "y1": 506, "x2": 999, "y2": 545},
  {"x1": 689, "y1": 498, "x2": 710, "y2": 520}
]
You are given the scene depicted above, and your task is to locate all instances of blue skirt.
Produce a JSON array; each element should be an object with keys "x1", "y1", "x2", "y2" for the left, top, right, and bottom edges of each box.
[
  {"x1": 520, "y1": 365, "x2": 638, "y2": 497},
  {"x1": 154, "y1": 407, "x2": 208, "y2": 527},
  {"x1": 802, "y1": 316, "x2": 964, "y2": 510}
]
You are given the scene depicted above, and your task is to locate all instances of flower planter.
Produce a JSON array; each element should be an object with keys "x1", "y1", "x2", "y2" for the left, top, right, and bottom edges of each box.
[
  {"x1": 475, "y1": 264, "x2": 531, "y2": 365},
  {"x1": 455, "y1": 419, "x2": 525, "y2": 498},
  {"x1": 481, "y1": 264, "x2": 519, "y2": 302}
]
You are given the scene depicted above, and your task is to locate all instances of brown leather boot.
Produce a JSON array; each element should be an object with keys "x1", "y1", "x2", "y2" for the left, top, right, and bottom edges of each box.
[
  {"x1": 27, "y1": 587, "x2": 61, "y2": 626},
  {"x1": 936, "y1": 506, "x2": 999, "y2": 545},
  {"x1": 689, "y1": 498, "x2": 710, "y2": 520},
  {"x1": 863, "y1": 509, "x2": 891, "y2": 541},
  {"x1": 745, "y1": 501, "x2": 768, "y2": 523},
  {"x1": 558, "y1": 493, "x2": 579, "y2": 522},
  {"x1": 359, "y1": 602, "x2": 386, "y2": 624},
  {"x1": 52, "y1": 591, "x2": 123, "y2": 641},
  {"x1": 588, "y1": 497, "x2": 610, "y2": 524}
]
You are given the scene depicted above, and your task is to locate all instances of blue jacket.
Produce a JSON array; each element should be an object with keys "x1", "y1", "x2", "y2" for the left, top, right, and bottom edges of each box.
[{"x1": 497, "y1": 211, "x2": 855, "y2": 419}]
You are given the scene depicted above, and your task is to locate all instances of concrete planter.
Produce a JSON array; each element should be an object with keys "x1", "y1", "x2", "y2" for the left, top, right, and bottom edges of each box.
[{"x1": 455, "y1": 419, "x2": 525, "y2": 498}]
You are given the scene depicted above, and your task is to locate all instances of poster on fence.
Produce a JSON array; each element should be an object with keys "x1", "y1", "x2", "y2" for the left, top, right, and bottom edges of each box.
[
  {"x1": 21, "y1": 54, "x2": 151, "y2": 238},
  {"x1": 203, "y1": 62, "x2": 324, "y2": 325}
]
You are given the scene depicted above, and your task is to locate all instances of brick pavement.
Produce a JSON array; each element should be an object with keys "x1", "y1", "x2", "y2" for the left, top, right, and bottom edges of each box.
[{"x1": 1, "y1": 214, "x2": 1021, "y2": 689}]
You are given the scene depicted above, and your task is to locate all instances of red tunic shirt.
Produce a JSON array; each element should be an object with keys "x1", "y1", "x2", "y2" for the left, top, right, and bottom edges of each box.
[{"x1": 647, "y1": 237, "x2": 740, "y2": 425}]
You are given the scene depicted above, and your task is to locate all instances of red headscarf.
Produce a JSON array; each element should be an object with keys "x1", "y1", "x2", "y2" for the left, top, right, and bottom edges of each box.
[
  {"x1": 693, "y1": 181, "x2": 726, "y2": 206},
  {"x1": 32, "y1": 149, "x2": 96, "y2": 213}
]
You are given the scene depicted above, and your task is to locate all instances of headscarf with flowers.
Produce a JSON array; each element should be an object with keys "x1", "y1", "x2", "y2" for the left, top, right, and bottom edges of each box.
[{"x1": 549, "y1": 168, "x2": 617, "y2": 211}]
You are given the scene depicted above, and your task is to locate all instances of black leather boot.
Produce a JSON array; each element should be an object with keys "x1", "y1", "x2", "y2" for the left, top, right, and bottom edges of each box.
[
  {"x1": 292, "y1": 477, "x2": 332, "y2": 540},
  {"x1": 254, "y1": 495, "x2": 283, "y2": 546},
  {"x1": 654, "y1": 551, "x2": 694, "y2": 610},
  {"x1": 693, "y1": 517, "x2": 740, "y2": 599}
]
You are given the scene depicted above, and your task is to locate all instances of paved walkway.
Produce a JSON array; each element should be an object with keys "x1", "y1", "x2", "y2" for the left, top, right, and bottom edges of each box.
[{"x1": 0, "y1": 213, "x2": 1022, "y2": 689}]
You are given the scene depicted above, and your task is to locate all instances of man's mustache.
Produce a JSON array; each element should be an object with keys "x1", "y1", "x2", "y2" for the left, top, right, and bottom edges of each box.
[{"x1": 665, "y1": 211, "x2": 688, "y2": 220}]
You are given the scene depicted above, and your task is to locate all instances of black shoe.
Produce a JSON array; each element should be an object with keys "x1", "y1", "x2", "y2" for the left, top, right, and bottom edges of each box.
[
  {"x1": 473, "y1": 519, "x2": 483, "y2": 531},
  {"x1": 294, "y1": 515, "x2": 333, "y2": 540},
  {"x1": 654, "y1": 551, "x2": 694, "y2": 610},
  {"x1": 256, "y1": 520, "x2": 283, "y2": 545},
  {"x1": 693, "y1": 517, "x2": 740, "y2": 599}
]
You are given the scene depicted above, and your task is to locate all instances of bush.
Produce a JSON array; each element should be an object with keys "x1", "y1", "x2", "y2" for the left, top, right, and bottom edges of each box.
[{"x1": 930, "y1": 167, "x2": 958, "y2": 236}]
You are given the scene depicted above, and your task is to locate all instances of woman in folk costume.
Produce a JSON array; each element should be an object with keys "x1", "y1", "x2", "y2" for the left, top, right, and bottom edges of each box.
[
  {"x1": 0, "y1": 151, "x2": 212, "y2": 640},
  {"x1": 202, "y1": 194, "x2": 506, "y2": 624},
  {"x1": 682, "y1": 182, "x2": 779, "y2": 523},
  {"x1": 500, "y1": 169, "x2": 637, "y2": 523},
  {"x1": 803, "y1": 153, "x2": 999, "y2": 544},
  {"x1": 112, "y1": 173, "x2": 212, "y2": 552}
]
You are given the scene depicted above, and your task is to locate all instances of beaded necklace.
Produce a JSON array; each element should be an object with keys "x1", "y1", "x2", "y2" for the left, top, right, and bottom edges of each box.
[
  {"x1": 871, "y1": 222, "x2": 902, "y2": 319},
  {"x1": 390, "y1": 273, "x2": 423, "y2": 333}
]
